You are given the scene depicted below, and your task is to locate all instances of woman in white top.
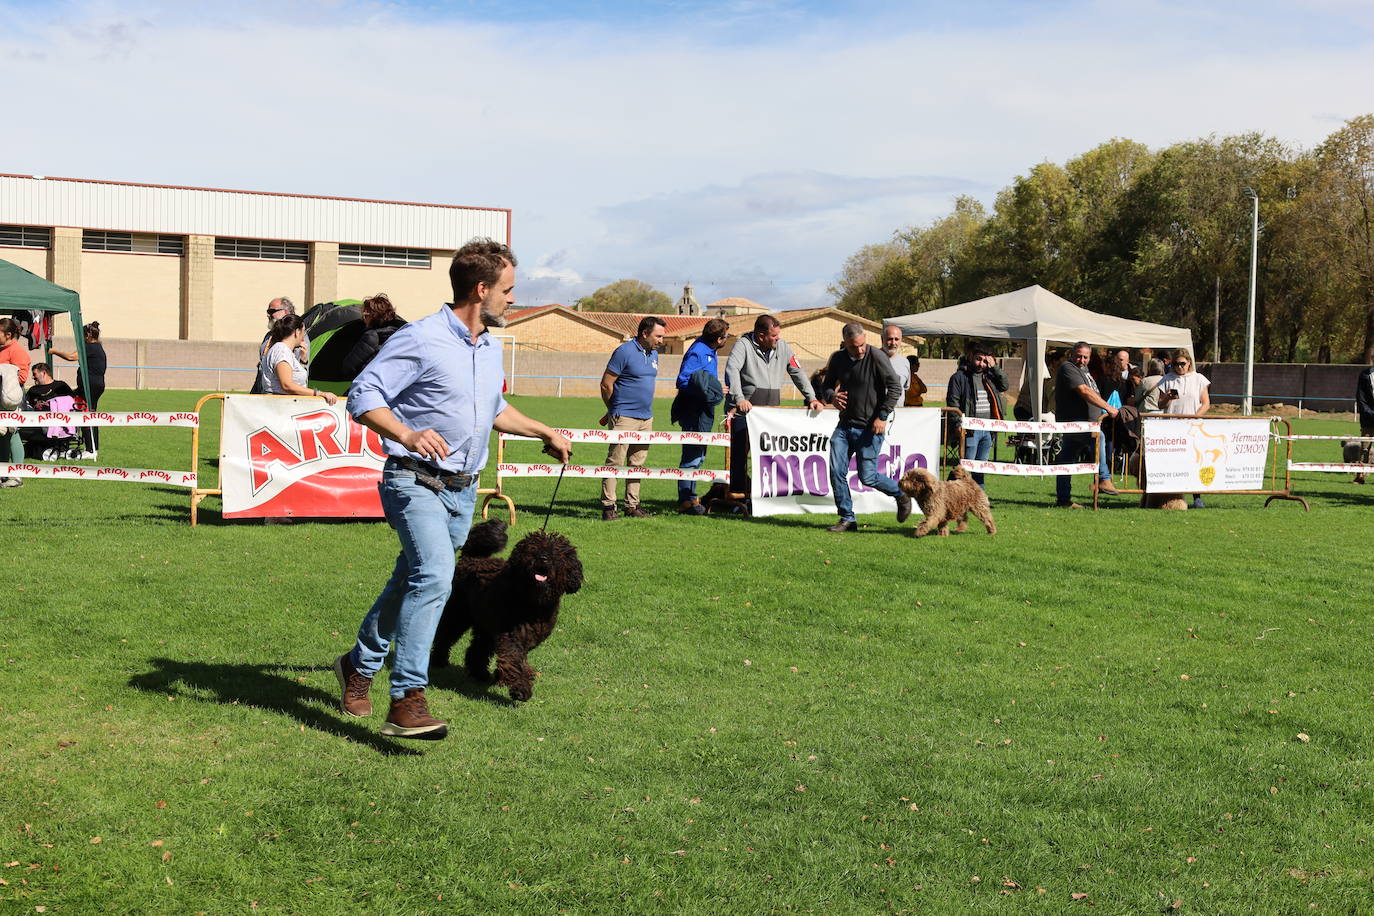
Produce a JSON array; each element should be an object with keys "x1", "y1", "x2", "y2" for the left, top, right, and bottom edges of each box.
[
  {"x1": 1159, "y1": 349, "x2": 1209, "y2": 414},
  {"x1": 1157, "y1": 349, "x2": 1209, "y2": 508},
  {"x1": 258, "y1": 315, "x2": 338, "y2": 404}
]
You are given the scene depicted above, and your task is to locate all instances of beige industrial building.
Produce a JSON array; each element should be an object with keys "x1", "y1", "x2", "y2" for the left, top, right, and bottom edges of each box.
[{"x1": 0, "y1": 173, "x2": 509, "y2": 343}]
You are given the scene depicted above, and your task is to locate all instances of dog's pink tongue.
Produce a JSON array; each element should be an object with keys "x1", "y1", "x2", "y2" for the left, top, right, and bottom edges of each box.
[{"x1": 534, "y1": 573, "x2": 548, "y2": 582}]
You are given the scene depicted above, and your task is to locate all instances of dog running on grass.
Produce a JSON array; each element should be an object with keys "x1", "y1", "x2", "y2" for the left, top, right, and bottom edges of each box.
[
  {"x1": 898, "y1": 466, "x2": 997, "y2": 537},
  {"x1": 431, "y1": 520, "x2": 583, "y2": 702}
]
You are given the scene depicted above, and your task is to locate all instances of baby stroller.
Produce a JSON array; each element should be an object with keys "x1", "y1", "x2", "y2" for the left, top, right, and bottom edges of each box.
[
  {"x1": 1007, "y1": 412, "x2": 1060, "y2": 465},
  {"x1": 22, "y1": 393, "x2": 87, "y2": 461}
]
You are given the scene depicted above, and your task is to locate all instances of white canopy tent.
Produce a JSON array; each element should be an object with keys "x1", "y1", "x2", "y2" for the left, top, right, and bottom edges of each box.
[{"x1": 885, "y1": 285, "x2": 1194, "y2": 419}]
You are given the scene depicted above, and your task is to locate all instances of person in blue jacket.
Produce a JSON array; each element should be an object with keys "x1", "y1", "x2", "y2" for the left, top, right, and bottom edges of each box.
[{"x1": 670, "y1": 318, "x2": 729, "y2": 514}]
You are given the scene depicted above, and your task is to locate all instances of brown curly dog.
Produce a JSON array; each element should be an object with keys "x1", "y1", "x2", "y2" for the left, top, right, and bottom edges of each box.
[
  {"x1": 431, "y1": 520, "x2": 583, "y2": 702},
  {"x1": 898, "y1": 466, "x2": 997, "y2": 537}
]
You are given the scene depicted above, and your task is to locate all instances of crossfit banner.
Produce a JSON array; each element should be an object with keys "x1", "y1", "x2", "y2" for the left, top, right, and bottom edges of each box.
[
  {"x1": 748, "y1": 407, "x2": 941, "y2": 516},
  {"x1": 220, "y1": 395, "x2": 387, "y2": 518},
  {"x1": 1143, "y1": 417, "x2": 1270, "y2": 493}
]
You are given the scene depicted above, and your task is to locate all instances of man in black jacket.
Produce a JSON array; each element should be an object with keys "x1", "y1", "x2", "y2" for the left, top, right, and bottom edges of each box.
[
  {"x1": 820, "y1": 323, "x2": 912, "y2": 532},
  {"x1": 1356, "y1": 362, "x2": 1374, "y2": 484},
  {"x1": 945, "y1": 344, "x2": 1008, "y2": 487}
]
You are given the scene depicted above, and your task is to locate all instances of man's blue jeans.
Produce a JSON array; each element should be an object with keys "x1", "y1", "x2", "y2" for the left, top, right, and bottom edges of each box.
[
  {"x1": 964, "y1": 428, "x2": 993, "y2": 486},
  {"x1": 829, "y1": 423, "x2": 901, "y2": 522},
  {"x1": 1056, "y1": 432, "x2": 1094, "y2": 505},
  {"x1": 351, "y1": 462, "x2": 478, "y2": 697},
  {"x1": 678, "y1": 443, "x2": 707, "y2": 500}
]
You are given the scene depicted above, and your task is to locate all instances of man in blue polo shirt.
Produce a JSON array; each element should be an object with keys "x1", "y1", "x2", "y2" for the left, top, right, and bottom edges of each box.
[{"x1": 599, "y1": 316, "x2": 667, "y2": 520}]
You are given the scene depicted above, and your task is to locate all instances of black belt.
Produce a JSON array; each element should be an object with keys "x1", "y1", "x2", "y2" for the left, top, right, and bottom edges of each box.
[{"x1": 392, "y1": 456, "x2": 476, "y2": 493}]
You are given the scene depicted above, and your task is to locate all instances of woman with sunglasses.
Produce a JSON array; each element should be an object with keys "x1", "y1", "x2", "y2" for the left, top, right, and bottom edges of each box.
[{"x1": 1158, "y1": 349, "x2": 1210, "y2": 508}]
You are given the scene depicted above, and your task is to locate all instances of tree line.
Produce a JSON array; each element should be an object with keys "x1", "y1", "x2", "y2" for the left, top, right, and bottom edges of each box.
[{"x1": 830, "y1": 115, "x2": 1374, "y2": 364}]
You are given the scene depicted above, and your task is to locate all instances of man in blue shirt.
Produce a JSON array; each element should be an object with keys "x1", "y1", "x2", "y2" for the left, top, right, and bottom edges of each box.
[
  {"x1": 334, "y1": 238, "x2": 572, "y2": 740},
  {"x1": 599, "y1": 316, "x2": 666, "y2": 520},
  {"x1": 670, "y1": 317, "x2": 729, "y2": 514}
]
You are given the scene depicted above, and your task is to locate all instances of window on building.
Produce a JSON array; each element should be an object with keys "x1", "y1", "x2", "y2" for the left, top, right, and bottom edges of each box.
[
  {"x1": 215, "y1": 237, "x2": 310, "y2": 262},
  {"x1": 338, "y1": 244, "x2": 431, "y2": 269},
  {"x1": 82, "y1": 231, "x2": 184, "y2": 255},
  {"x1": 0, "y1": 225, "x2": 52, "y2": 249}
]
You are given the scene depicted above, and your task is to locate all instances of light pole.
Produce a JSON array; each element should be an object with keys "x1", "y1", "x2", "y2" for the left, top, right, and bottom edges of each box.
[{"x1": 1242, "y1": 187, "x2": 1259, "y2": 416}]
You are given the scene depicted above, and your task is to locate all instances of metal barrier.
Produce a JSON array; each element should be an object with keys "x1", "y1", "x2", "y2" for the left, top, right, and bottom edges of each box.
[{"x1": 485, "y1": 427, "x2": 732, "y2": 525}]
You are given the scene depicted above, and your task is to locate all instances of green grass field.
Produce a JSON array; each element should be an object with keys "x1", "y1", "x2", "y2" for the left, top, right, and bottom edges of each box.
[{"x1": 4, "y1": 391, "x2": 1372, "y2": 914}]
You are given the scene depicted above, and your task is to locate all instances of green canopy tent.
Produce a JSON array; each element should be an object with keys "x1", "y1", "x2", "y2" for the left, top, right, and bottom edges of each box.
[{"x1": 0, "y1": 259, "x2": 91, "y2": 405}]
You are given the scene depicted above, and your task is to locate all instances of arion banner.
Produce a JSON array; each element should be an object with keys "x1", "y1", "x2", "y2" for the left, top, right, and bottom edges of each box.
[
  {"x1": 220, "y1": 395, "x2": 387, "y2": 518},
  {"x1": 747, "y1": 407, "x2": 941, "y2": 516},
  {"x1": 1142, "y1": 416, "x2": 1270, "y2": 493}
]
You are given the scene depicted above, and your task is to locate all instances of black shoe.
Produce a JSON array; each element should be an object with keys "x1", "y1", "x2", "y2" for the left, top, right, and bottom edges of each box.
[
  {"x1": 602, "y1": 507, "x2": 620, "y2": 521},
  {"x1": 827, "y1": 520, "x2": 858, "y2": 533},
  {"x1": 896, "y1": 491, "x2": 912, "y2": 523}
]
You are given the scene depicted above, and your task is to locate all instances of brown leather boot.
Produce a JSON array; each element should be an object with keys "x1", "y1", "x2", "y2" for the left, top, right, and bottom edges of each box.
[
  {"x1": 380, "y1": 688, "x2": 448, "y2": 740},
  {"x1": 333, "y1": 653, "x2": 373, "y2": 718}
]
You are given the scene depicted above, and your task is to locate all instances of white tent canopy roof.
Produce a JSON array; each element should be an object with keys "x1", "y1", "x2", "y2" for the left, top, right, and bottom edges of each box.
[{"x1": 884, "y1": 284, "x2": 1193, "y2": 351}]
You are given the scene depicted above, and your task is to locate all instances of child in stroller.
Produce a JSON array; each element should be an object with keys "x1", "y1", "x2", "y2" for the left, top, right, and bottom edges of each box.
[{"x1": 21, "y1": 362, "x2": 87, "y2": 460}]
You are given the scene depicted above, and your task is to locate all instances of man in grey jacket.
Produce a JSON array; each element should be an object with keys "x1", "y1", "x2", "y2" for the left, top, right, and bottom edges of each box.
[{"x1": 723, "y1": 314, "x2": 822, "y2": 497}]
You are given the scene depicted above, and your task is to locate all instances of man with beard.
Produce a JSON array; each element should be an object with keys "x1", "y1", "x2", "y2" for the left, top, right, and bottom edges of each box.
[
  {"x1": 599, "y1": 316, "x2": 667, "y2": 520},
  {"x1": 334, "y1": 238, "x2": 572, "y2": 740},
  {"x1": 881, "y1": 324, "x2": 911, "y2": 394}
]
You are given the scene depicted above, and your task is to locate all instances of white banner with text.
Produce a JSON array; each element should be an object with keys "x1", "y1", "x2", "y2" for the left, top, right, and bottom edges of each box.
[
  {"x1": 1142, "y1": 417, "x2": 1270, "y2": 493},
  {"x1": 748, "y1": 407, "x2": 941, "y2": 516}
]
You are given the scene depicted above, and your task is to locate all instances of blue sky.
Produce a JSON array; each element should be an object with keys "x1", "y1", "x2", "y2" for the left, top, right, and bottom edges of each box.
[{"x1": 3, "y1": 0, "x2": 1372, "y2": 310}]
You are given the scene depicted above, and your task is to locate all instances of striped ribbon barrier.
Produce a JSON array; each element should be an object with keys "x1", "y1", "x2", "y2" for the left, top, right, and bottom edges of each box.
[
  {"x1": 0, "y1": 410, "x2": 200, "y2": 427},
  {"x1": 3, "y1": 463, "x2": 197, "y2": 486},
  {"x1": 503, "y1": 429, "x2": 731, "y2": 445},
  {"x1": 1274, "y1": 433, "x2": 1374, "y2": 475},
  {"x1": 959, "y1": 459, "x2": 1097, "y2": 477},
  {"x1": 484, "y1": 428, "x2": 732, "y2": 524},
  {"x1": 496, "y1": 463, "x2": 728, "y2": 482},
  {"x1": 954, "y1": 416, "x2": 1101, "y2": 478},
  {"x1": 0, "y1": 411, "x2": 199, "y2": 486},
  {"x1": 958, "y1": 416, "x2": 1100, "y2": 434}
]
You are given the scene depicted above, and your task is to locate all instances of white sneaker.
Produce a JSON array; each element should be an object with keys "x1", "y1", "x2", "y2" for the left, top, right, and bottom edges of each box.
[
  {"x1": 1, "y1": 477, "x2": 22, "y2": 488},
  {"x1": 80, "y1": 451, "x2": 97, "y2": 460}
]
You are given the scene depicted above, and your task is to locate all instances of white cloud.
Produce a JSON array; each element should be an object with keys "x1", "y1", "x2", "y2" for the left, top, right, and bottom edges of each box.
[{"x1": 2, "y1": 0, "x2": 1373, "y2": 312}]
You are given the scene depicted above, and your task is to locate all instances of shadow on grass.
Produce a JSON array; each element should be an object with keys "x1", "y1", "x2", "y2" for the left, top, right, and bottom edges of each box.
[
  {"x1": 128, "y1": 657, "x2": 422, "y2": 756},
  {"x1": 427, "y1": 663, "x2": 521, "y2": 707}
]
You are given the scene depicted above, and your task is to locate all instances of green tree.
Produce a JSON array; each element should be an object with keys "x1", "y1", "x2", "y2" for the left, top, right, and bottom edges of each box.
[
  {"x1": 575, "y1": 279, "x2": 674, "y2": 313},
  {"x1": 1313, "y1": 114, "x2": 1374, "y2": 362}
]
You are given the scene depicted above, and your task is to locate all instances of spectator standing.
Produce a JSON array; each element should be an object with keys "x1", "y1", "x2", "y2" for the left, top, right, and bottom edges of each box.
[
  {"x1": 882, "y1": 325, "x2": 911, "y2": 393},
  {"x1": 723, "y1": 314, "x2": 821, "y2": 498},
  {"x1": 258, "y1": 315, "x2": 339, "y2": 405},
  {"x1": 51, "y1": 320, "x2": 106, "y2": 458},
  {"x1": 819, "y1": 323, "x2": 912, "y2": 532},
  {"x1": 1054, "y1": 341, "x2": 1120, "y2": 509},
  {"x1": 0, "y1": 364, "x2": 22, "y2": 487},
  {"x1": 252, "y1": 298, "x2": 308, "y2": 393},
  {"x1": 904, "y1": 354, "x2": 928, "y2": 407},
  {"x1": 1135, "y1": 358, "x2": 1168, "y2": 412},
  {"x1": 670, "y1": 317, "x2": 728, "y2": 514},
  {"x1": 0, "y1": 317, "x2": 31, "y2": 387},
  {"x1": 1356, "y1": 361, "x2": 1374, "y2": 484},
  {"x1": 335, "y1": 239, "x2": 572, "y2": 740},
  {"x1": 599, "y1": 316, "x2": 667, "y2": 520},
  {"x1": 1158, "y1": 349, "x2": 1210, "y2": 509},
  {"x1": 945, "y1": 344, "x2": 1008, "y2": 487},
  {"x1": 339, "y1": 294, "x2": 407, "y2": 379}
]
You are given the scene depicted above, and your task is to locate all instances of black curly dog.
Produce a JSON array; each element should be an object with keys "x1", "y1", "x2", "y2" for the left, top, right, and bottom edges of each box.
[{"x1": 430, "y1": 520, "x2": 583, "y2": 702}]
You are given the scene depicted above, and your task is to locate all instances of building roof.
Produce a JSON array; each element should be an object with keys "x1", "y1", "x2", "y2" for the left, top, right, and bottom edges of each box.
[
  {"x1": 0, "y1": 173, "x2": 508, "y2": 249},
  {"x1": 705, "y1": 297, "x2": 768, "y2": 313}
]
